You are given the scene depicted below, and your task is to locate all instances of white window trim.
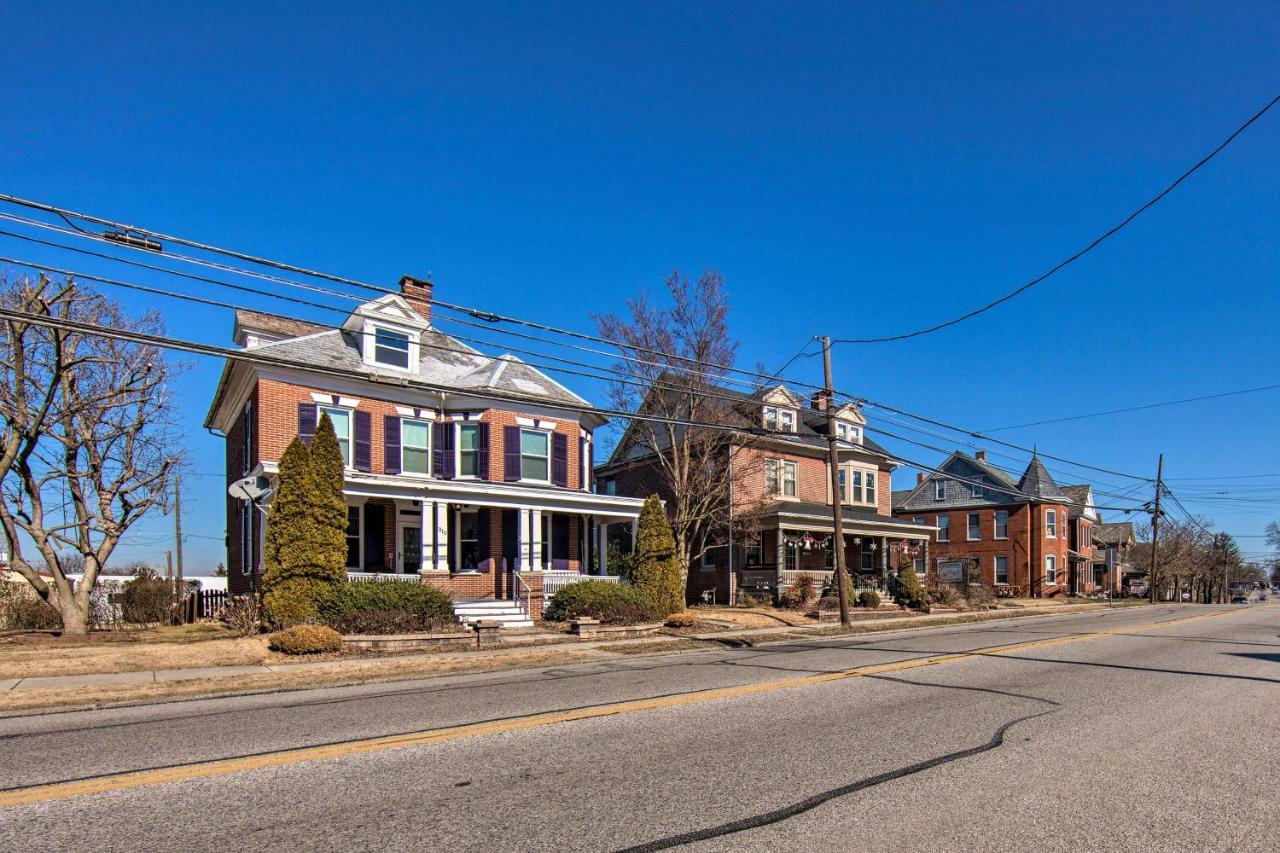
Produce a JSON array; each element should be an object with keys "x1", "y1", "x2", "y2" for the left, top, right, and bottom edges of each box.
[
  {"x1": 318, "y1": 404, "x2": 354, "y2": 469},
  {"x1": 994, "y1": 555, "x2": 1009, "y2": 585},
  {"x1": 936, "y1": 514, "x2": 951, "y2": 543},
  {"x1": 363, "y1": 321, "x2": 420, "y2": 372},
  {"x1": 1045, "y1": 555, "x2": 1058, "y2": 585},
  {"x1": 934, "y1": 479, "x2": 946, "y2": 500},
  {"x1": 966, "y1": 512, "x2": 981, "y2": 541},
  {"x1": 399, "y1": 417, "x2": 432, "y2": 479},
  {"x1": 763, "y1": 405, "x2": 796, "y2": 433},
  {"x1": 519, "y1": 427, "x2": 552, "y2": 484},
  {"x1": 455, "y1": 421, "x2": 481, "y2": 480},
  {"x1": 994, "y1": 510, "x2": 1009, "y2": 540},
  {"x1": 1045, "y1": 509, "x2": 1057, "y2": 539}
]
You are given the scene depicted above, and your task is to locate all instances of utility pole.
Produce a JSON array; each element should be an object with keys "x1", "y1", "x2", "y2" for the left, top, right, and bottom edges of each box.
[
  {"x1": 820, "y1": 336, "x2": 851, "y2": 626},
  {"x1": 1148, "y1": 454, "x2": 1163, "y2": 604},
  {"x1": 173, "y1": 474, "x2": 185, "y2": 595}
]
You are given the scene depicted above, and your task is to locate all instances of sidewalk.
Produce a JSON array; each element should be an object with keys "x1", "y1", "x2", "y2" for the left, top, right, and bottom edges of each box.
[{"x1": 1, "y1": 601, "x2": 1122, "y2": 696}]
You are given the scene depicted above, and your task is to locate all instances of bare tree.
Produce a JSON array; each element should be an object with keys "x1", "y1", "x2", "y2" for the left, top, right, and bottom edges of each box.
[
  {"x1": 0, "y1": 274, "x2": 181, "y2": 634},
  {"x1": 596, "y1": 270, "x2": 764, "y2": 588}
]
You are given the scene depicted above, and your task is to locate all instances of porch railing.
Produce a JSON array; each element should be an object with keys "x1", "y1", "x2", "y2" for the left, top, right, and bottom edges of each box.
[
  {"x1": 541, "y1": 570, "x2": 620, "y2": 602},
  {"x1": 346, "y1": 571, "x2": 421, "y2": 583},
  {"x1": 510, "y1": 569, "x2": 532, "y2": 617}
]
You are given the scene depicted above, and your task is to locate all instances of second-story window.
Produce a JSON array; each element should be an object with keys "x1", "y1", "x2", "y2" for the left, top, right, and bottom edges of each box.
[
  {"x1": 373, "y1": 327, "x2": 411, "y2": 369},
  {"x1": 319, "y1": 406, "x2": 352, "y2": 467},
  {"x1": 937, "y1": 514, "x2": 951, "y2": 542},
  {"x1": 1045, "y1": 508, "x2": 1057, "y2": 539},
  {"x1": 401, "y1": 419, "x2": 430, "y2": 475},
  {"x1": 241, "y1": 400, "x2": 253, "y2": 475},
  {"x1": 967, "y1": 512, "x2": 981, "y2": 541},
  {"x1": 995, "y1": 509, "x2": 1009, "y2": 539},
  {"x1": 766, "y1": 459, "x2": 797, "y2": 497},
  {"x1": 520, "y1": 429, "x2": 550, "y2": 481},
  {"x1": 458, "y1": 423, "x2": 480, "y2": 477}
]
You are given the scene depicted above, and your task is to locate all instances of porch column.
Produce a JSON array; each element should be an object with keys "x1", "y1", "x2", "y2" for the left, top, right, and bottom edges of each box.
[
  {"x1": 518, "y1": 508, "x2": 531, "y2": 571},
  {"x1": 880, "y1": 536, "x2": 889, "y2": 586},
  {"x1": 531, "y1": 509, "x2": 544, "y2": 571},
  {"x1": 598, "y1": 522, "x2": 609, "y2": 575},
  {"x1": 419, "y1": 499, "x2": 433, "y2": 574},
  {"x1": 776, "y1": 528, "x2": 786, "y2": 577},
  {"x1": 433, "y1": 501, "x2": 450, "y2": 572}
]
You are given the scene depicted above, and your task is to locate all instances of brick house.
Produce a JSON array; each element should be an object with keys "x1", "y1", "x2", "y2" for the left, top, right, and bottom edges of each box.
[
  {"x1": 203, "y1": 277, "x2": 645, "y2": 623},
  {"x1": 596, "y1": 384, "x2": 933, "y2": 605},
  {"x1": 893, "y1": 451, "x2": 1093, "y2": 597}
]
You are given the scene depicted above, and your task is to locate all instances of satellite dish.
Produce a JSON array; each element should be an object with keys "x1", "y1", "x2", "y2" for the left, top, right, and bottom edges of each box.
[{"x1": 228, "y1": 475, "x2": 271, "y2": 501}]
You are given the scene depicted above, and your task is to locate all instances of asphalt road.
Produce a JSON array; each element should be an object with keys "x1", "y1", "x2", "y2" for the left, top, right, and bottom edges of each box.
[{"x1": 1, "y1": 602, "x2": 1278, "y2": 852}]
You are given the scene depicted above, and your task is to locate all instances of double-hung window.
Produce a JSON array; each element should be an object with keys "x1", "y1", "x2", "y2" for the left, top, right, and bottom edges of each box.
[
  {"x1": 767, "y1": 460, "x2": 797, "y2": 497},
  {"x1": 838, "y1": 469, "x2": 847, "y2": 502},
  {"x1": 241, "y1": 502, "x2": 253, "y2": 575},
  {"x1": 319, "y1": 406, "x2": 352, "y2": 467},
  {"x1": 400, "y1": 419, "x2": 430, "y2": 475},
  {"x1": 995, "y1": 555, "x2": 1009, "y2": 585},
  {"x1": 520, "y1": 429, "x2": 550, "y2": 481},
  {"x1": 1045, "y1": 555, "x2": 1057, "y2": 585},
  {"x1": 1045, "y1": 509, "x2": 1057, "y2": 539},
  {"x1": 994, "y1": 510, "x2": 1009, "y2": 539},
  {"x1": 835, "y1": 422, "x2": 861, "y2": 444},
  {"x1": 967, "y1": 512, "x2": 981, "y2": 541},
  {"x1": 763, "y1": 406, "x2": 795, "y2": 432},
  {"x1": 937, "y1": 514, "x2": 951, "y2": 542},
  {"x1": 458, "y1": 423, "x2": 480, "y2": 477},
  {"x1": 934, "y1": 479, "x2": 946, "y2": 500},
  {"x1": 241, "y1": 401, "x2": 253, "y2": 475},
  {"x1": 372, "y1": 327, "x2": 410, "y2": 369},
  {"x1": 744, "y1": 535, "x2": 762, "y2": 567}
]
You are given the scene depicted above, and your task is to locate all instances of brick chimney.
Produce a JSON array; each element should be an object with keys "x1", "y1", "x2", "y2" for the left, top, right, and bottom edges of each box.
[
  {"x1": 975, "y1": 450, "x2": 987, "y2": 462},
  {"x1": 810, "y1": 390, "x2": 832, "y2": 411},
  {"x1": 399, "y1": 275, "x2": 433, "y2": 324},
  {"x1": 917, "y1": 472, "x2": 926, "y2": 485}
]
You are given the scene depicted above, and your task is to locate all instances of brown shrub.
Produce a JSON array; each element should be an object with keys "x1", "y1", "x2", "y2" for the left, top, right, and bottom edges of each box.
[
  {"x1": 665, "y1": 611, "x2": 699, "y2": 628},
  {"x1": 218, "y1": 596, "x2": 262, "y2": 637},
  {"x1": 268, "y1": 625, "x2": 343, "y2": 655}
]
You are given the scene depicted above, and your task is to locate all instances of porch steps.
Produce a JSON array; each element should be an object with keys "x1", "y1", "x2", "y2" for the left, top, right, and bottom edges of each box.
[{"x1": 452, "y1": 599, "x2": 534, "y2": 629}]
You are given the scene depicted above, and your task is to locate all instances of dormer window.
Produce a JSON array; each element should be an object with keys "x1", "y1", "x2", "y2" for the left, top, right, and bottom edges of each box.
[
  {"x1": 373, "y1": 327, "x2": 411, "y2": 369},
  {"x1": 835, "y1": 422, "x2": 862, "y2": 444},
  {"x1": 934, "y1": 479, "x2": 946, "y2": 500},
  {"x1": 763, "y1": 406, "x2": 795, "y2": 433}
]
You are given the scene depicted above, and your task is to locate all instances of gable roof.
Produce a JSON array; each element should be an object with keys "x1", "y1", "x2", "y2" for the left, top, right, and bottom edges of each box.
[{"x1": 1095, "y1": 521, "x2": 1136, "y2": 546}]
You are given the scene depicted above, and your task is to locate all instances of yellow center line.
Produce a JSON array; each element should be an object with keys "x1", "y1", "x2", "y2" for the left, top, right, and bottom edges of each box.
[{"x1": 0, "y1": 606, "x2": 1249, "y2": 808}]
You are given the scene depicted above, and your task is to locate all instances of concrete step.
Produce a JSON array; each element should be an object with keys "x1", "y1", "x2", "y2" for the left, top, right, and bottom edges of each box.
[{"x1": 453, "y1": 599, "x2": 533, "y2": 628}]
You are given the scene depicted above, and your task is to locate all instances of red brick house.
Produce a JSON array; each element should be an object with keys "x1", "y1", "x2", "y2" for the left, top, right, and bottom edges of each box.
[
  {"x1": 596, "y1": 384, "x2": 933, "y2": 605},
  {"x1": 892, "y1": 451, "x2": 1090, "y2": 597},
  {"x1": 204, "y1": 277, "x2": 645, "y2": 623}
]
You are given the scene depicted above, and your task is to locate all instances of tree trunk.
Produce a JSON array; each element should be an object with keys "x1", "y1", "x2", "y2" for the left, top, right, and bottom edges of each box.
[{"x1": 58, "y1": 599, "x2": 89, "y2": 636}]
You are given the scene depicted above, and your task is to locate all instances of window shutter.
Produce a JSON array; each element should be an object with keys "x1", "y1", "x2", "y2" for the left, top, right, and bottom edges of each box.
[
  {"x1": 297, "y1": 403, "x2": 317, "y2": 446},
  {"x1": 353, "y1": 411, "x2": 372, "y2": 472},
  {"x1": 584, "y1": 438, "x2": 593, "y2": 491},
  {"x1": 552, "y1": 433, "x2": 568, "y2": 487},
  {"x1": 432, "y1": 422, "x2": 448, "y2": 478},
  {"x1": 503, "y1": 426, "x2": 521, "y2": 481},
  {"x1": 476, "y1": 510, "x2": 490, "y2": 573},
  {"x1": 475, "y1": 422, "x2": 490, "y2": 481},
  {"x1": 438, "y1": 422, "x2": 456, "y2": 479},
  {"x1": 383, "y1": 416, "x2": 401, "y2": 475}
]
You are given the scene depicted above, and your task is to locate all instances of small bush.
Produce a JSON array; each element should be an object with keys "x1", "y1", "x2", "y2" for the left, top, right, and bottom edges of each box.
[
  {"x1": 120, "y1": 569, "x2": 176, "y2": 625},
  {"x1": 780, "y1": 572, "x2": 818, "y2": 610},
  {"x1": 268, "y1": 624, "x2": 343, "y2": 655},
  {"x1": 262, "y1": 578, "x2": 336, "y2": 629},
  {"x1": 547, "y1": 580, "x2": 659, "y2": 625},
  {"x1": 857, "y1": 590, "x2": 881, "y2": 609},
  {"x1": 736, "y1": 592, "x2": 768, "y2": 608},
  {"x1": 964, "y1": 585, "x2": 996, "y2": 607},
  {"x1": 926, "y1": 581, "x2": 962, "y2": 607},
  {"x1": 665, "y1": 611, "x2": 699, "y2": 628},
  {"x1": 889, "y1": 564, "x2": 928, "y2": 609},
  {"x1": 0, "y1": 583, "x2": 62, "y2": 630},
  {"x1": 318, "y1": 581, "x2": 455, "y2": 635},
  {"x1": 218, "y1": 596, "x2": 262, "y2": 637}
]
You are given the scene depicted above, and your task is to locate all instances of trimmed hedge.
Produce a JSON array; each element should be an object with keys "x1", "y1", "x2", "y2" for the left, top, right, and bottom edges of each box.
[
  {"x1": 319, "y1": 581, "x2": 456, "y2": 635},
  {"x1": 268, "y1": 624, "x2": 343, "y2": 655},
  {"x1": 547, "y1": 580, "x2": 659, "y2": 625},
  {"x1": 856, "y1": 590, "x2": 881, "y2": 609}
]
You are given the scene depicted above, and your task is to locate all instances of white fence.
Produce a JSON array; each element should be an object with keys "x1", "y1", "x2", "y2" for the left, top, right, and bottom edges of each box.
[{"x1": 541, "y1": 570, "x2": 620, "y2": 601}]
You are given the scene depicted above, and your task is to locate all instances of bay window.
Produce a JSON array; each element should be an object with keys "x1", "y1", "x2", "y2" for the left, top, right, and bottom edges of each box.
[
  {"x1": 1045, "y1": 509, "x2": 1058, "y2": 539},
  {"x1": 1045, "y1": 555, "x2": 1057, "y2": 585}
]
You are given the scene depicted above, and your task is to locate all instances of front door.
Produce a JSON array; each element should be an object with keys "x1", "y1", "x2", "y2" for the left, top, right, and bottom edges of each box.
[{"x1": 399, "y1": 521, "x2": 422, "y2": 575}]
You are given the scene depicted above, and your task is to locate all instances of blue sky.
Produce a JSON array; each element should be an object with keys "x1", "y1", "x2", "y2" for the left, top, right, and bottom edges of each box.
[{"x1": 2, "y1": 2, "x2": 1277, "y2": 569}]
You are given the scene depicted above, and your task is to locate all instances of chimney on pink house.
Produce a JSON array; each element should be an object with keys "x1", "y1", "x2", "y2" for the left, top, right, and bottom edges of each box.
[
  {"x1": 917, "y1": 472, "x2": 927, "y2": 485},
  {"x1": 399, "y1": 275, "x2": 433, "y2": 324},
  {"x1": 975, "y1": 450, "x2": 987, "y2": 462}
]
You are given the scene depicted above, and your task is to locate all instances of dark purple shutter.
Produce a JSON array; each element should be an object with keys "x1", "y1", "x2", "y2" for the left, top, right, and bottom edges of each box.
[
  {"x1": 383, "y1": 416, "x2": 401, "y2": 475},
  {"x1": 475, "y1": 422, "x2": 490, "y2": 481},
  {"x1": 503, "y1": 426, "x2": 521, "y2": 481},
  {"x1": 297, "y1": 403, "x2": 317, "y2": 445},
  {"x1": 552, "y1": 433, "x2": 568, "y2": 487},
  {"x1": 353, "y1": 410, "x2": 372, "y2": 472},
  {"x1": 587, "y1": 439, "x2": 594, "y2": 491},
  {"x1": 477, "y1": 510, "x2": 490, "y2": 573},
  {"x1": 438, "y1": 422, "x2": 456, "y2": 479},
  {"x1": 432, "y1": 422, "x2": 447, "y2": 478}
]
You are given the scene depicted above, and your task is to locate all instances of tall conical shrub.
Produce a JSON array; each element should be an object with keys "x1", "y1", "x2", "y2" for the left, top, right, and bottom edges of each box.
[
  {"x1": 261, "y1": 422, "x2": 345, "y2": 628},
  {"x1": 308, "y1": 414, "x2": 349, "y2": 585},
  {"x1": 632, "y1": 495, "x2": 684, "y2": 614}
]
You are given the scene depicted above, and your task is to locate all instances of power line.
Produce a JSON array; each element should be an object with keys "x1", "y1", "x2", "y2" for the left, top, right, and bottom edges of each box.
[
  {"x1": 830, "y1": 92, "x2": 1280, "y2": 345},
  {"x1": 983, "y1": 382, "x2": 1280, "y2": 431}
]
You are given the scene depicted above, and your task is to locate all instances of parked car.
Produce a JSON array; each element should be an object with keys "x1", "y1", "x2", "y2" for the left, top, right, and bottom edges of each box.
[{"x1": 1230, "y1": 595, "x2": 1249, "y2": 604}]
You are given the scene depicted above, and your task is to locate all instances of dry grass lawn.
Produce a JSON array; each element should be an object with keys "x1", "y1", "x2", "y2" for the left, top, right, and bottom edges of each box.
[
  {"x1": 694, "y1": 606, "x2": 818, "y2": 628},
  {"x1": 0, "y1": 624, "x2": 271, "y2": 679}
]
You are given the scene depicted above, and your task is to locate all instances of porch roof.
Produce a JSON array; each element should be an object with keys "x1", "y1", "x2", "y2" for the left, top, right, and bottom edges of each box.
[
  {"x1": 255, "y1": 462, "x2": 645, "y2": 521},
  {"x1": 762, "y1": 501, "x2": 935, "y2": 540}
]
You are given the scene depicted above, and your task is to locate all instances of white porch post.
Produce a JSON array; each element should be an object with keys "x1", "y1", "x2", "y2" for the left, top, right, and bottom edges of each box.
[
  {"x1": 598, "y1": 522, "x2": 609, "y2": 575},
  {"x1": 433, "y1": 502, "x2": 450, "y2": 572},
  {"x1": 420, "y1": 499, "x2": 433, "y2": 573},
  {"x1": 531, "y1": 508, "x2": 544, "y2": 571},
  {"x1": 519, "y1": 508, "x2": 533, "y2": 571}
]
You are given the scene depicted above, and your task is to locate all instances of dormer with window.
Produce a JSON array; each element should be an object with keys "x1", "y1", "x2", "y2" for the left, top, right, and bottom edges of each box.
[
  {"x1": 342, "y1": 293, "x2": 429, "y2": 375},
  {"x1": 758, "y1": 385, "x2": 802, "y2": 433},
  {"x1": 829, "y1": 403, "x2": 867, "y2": 446}
]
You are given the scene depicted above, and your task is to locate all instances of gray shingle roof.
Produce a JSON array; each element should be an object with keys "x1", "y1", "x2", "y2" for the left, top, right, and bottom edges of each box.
[
  {"x1": 1095, "y1": 521, "x2": 1136, "y2": 546},
  {"x1": 1017, "y1": 454, "x2": 1068, "y2": 500}
]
